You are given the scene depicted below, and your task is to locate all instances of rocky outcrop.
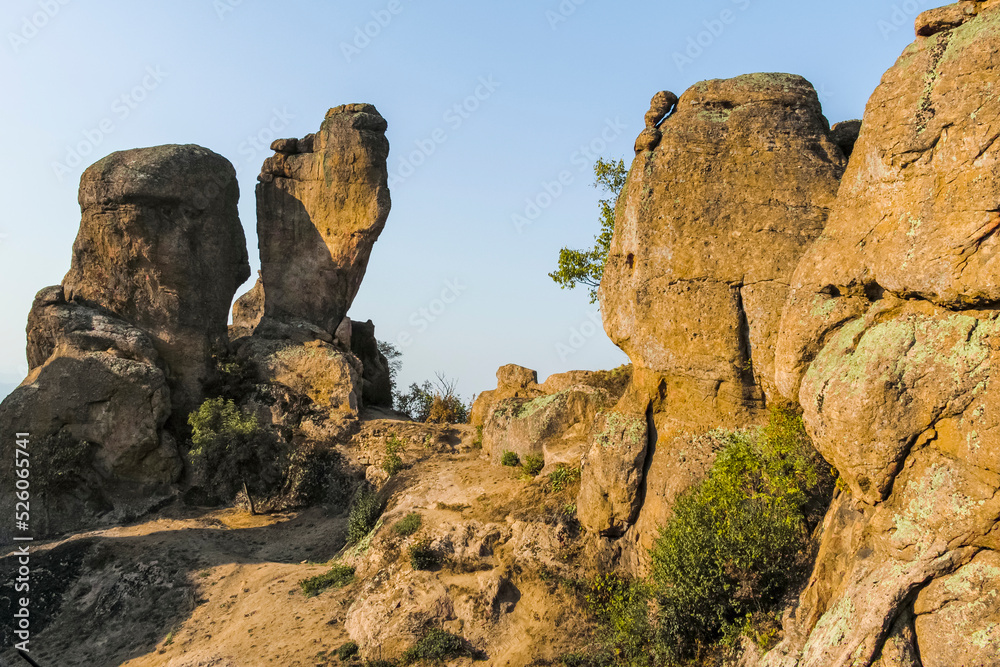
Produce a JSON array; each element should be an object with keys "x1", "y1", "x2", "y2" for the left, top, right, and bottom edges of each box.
[
  {"x1": 576, "y1": 410, "x2": 649, "y2": 536},
  {"x1": 584, "y1": 73, "x2": 846, "y2": 545},
  {"x1": 470, "y1": 364, "x2": 543, "y2": 427},
  {"x1": 476, "y1": 366, "x2": 629, "y2": 470},
  {"x1": 256, "y1": 104, "x2": 391, "y2": 334},
  {"x1": 766, "y1": 5, "x2": 1000, "y2": 665},
  {"x1": 0, "y1": 288, "x2": 181, "y2": 540},
  {"x1": 1, "y1": 144, "x2": 249, "y2": 539},
  {"x1": 350, "y1": 319, "x2": 393, "y2": 409},
  {"x1": 230, "y1": 273, "x2": 264, "y2": 339},
  {"x1": 604, "y1": 73, "x2": 846, "y2": 440},
  {"x1": 63, "y1": 144, "x2": 250, "y2": 415}
]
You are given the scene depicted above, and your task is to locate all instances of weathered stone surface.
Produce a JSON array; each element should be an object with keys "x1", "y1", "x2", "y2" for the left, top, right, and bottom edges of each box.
[
  {"x1": 470, "y1": 364, "x2": 543, "y2": 428},
  {"x1": 0, "y1": 293, "x2": 180, "y2": 539},
  {"x1": 828, "y1": 120, "x2": 861, "y2": 159},
  {"x1": 63, "y1": 144, "x2": 250, "y2": 414},
  {"x1": 765, "y1": 8, "x2": 1000, "y2": 666},
  {"x1": 625, "y1": 431, "x2": 726, "y2": 560},
  {"x1": 350, "y1": 318, "x2": 393, "y2": 408},
  {"x1": 916, "y1": 1, "x2": 979, "y2": 36},
  {"x1": 645, "y1": 90, "x2": 678, "y2": 128},
  {"x1": 236, "y1": 336, "x2": 363, "y2": 420},
  {"x1": 633, "y1": 127, "x2": 661, "y2": 153},
  {"x1": 913, "y1": 549, "x2": 1000, "y2": 666},
  {"x1": 605, "y1": 73, "x2": 845, "y2": 440},
  {"x1": 577, "y1": 410, "x2": 649, "y2": 536},
  {"x1": 257, "y1": 104, "x2": 390, "y2": 334},
  {"x1": 483, "y1": 385, "x2": 607, "y2": 468},
  {"x1": 230, "y1": 274, "x2": 264, "y2": 339}
]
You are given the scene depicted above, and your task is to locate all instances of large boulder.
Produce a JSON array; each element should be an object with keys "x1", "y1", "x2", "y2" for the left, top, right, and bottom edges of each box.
[
  {"x1": 0, "y1": 288, "x2": 181, "y2": 540},
  {"x1": 765, "y1": 5, "x2": 1000, "y2": 665},
  {"x1": 62, "y1": 144, "x2": 250, "y2": 415},
  {"x1": 470, "y1": 364, "x2": 543, "y2": 428},
  {"x1": 576, "y1": 410, "x2": 650, "y2": 536},
  {"x1": 589, "y1": 75, "x2": 845, "y2": 544},
  {"x1": 256, "y1": 104, "x2": 391, "y2": 334},
  {"x1": 601, "y1": 73, "x2": 846, "y2": 438},
  {"x1": 350, "y1": 319, "x2": 393, "y2": 409}
]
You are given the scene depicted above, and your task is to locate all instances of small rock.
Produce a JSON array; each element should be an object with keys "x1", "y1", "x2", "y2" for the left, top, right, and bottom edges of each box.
[
  {"x1": 270, "y1": 138, "x2": 298, "y2": 153},
  {"x1": 634, "y1": 127, "x2": 662, "y2": 153}
]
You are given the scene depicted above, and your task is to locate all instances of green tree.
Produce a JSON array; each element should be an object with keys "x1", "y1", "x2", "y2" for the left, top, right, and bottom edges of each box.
[{"x1": 549, "y1": 158, "x2": 628, "y2": 303}]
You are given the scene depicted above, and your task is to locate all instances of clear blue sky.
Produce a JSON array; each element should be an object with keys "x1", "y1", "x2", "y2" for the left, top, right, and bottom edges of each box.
[{"x1": 0, "y1": 0, "x2": 935, "y2": 401}]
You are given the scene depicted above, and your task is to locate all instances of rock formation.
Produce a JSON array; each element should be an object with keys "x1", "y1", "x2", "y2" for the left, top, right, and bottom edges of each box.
[
  {"x1": 586, "y1": 73, "x2": 847, "y2": 541},
  {"x1": 63, "y1": 144, "x2": 250, "y2": 415},
  {"x1": 764, "y1": 4, "x2": 1000, "y2": 665},
  {"x1": 0, "y1": 145, "x2": 249, "y2": 539},
  {"x1": 228, "y1": 104, "x2": 394, "y2": 437},
  {"x1": 256, "y1": 103, "x2": 391, "y2": 334},
  {"x1": 477, "y1": 366, "x2": 628, "y2": 473},
  {"x1": 350, "y1": 319, "x2": 393, "y2": 409}
]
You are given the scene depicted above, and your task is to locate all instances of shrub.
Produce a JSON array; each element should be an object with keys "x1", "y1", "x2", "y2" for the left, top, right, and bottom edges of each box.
[
  {"x1": 400, "y1": 629, "x2": 475, "y2": 664},
  {"x1": 650, "y1": 406, "x2": 832, "y2": 660},
  {"x1": 348, "y1": 488, "x2": 384, "y2": 545},
  {"x1": 522, "y1": 454, "x2": 545, "y2": 477},
  {"x1": 187, "y1": 398, "x2": 284, "y2": 507},
  {"x1": 500, "y1": 451, "x2": 520, "y2": 467},
  {"x1": 586, "y1": 574, "x2": 655, "y2": 665},
  {"x1": 548, "y1": 465, "x2": 581, "y2": 492},
  {"x1": 408, "y1": 539, "x2": 438, "y2": 570},
  {"x1": 382, "y1": 433, "x2": 405, "y2": 476},
  {"x1": 33, "y1": 431, "x2": 97, "y2": 493},
  {"x1": 393, "y1": 513, "x2": 423, "y2": 537},
  {"x1": 364, "y1": 661, "x2": 396, "y2": 667},
  {"x1": 337, "y1": 640, "x2": 360, "y2": 661},
  {"x1": 282, "y1": 444, "x2": 351, "y2": 508},
  {"x1": 299, "y1": 564, "x2": 356, "y2": 597},
  {"x1": 395, "y1": 373, "x2": 470, "y2": 424}
]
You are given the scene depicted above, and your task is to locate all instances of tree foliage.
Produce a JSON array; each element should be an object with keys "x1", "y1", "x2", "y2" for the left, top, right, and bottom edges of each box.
[
  {"x1": 549, "y1": 158, "x2": 628, "y2": 303},
  {"x1": 650, "y1": 407, "x2": 833, "y2": 660}
]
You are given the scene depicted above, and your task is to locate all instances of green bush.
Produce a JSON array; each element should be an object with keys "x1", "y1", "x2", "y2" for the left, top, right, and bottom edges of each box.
[
  {"x1": 394, "y1": 373, "x2": 470, "y2": 424},
  {"x1": 187, "y1": 398, "x2": 284, "y2": 504},
  {"x1": 548, "y1": 465, "x2": 581, "y2": 492},
  {"x1": 521, "y1": 454, "x2": 545, "y2": 477},
  {"x1": 401, "y1": 629, "x2": 474, "y2": 664},
  {"x1": 408, "y1": 539, "x2": 438, "y2": 570},
  {"x1": 393, "y1": 513, "x2": 423, "y2": 537},
  {"x1": 282, "y1": 444, "x2": 351, "y2": 508},
  {"x1": 363, "y1": 661, "x2": 396, "y2": 667},
  {"x1": 299, "y1": 563, "x2": 356, "y2": 597},
  {"x1": 382, "y1": 433, "x2": 405, "y2": 476},
  {"x1": 348, "y1": 488, "x2": 384, "y2": 545},
  {"x1": 500, "y1": 451, "x2": 520, "y2": 467},
  {"x1": 650, "y1": 406, "x2": 832, "y2": 660},
  {"x1": 337, "y1": 640, "x2": 360, "y2": 661},
  {"x1": 586, "y1": 574, "x2": 655, "y2": 665}
]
